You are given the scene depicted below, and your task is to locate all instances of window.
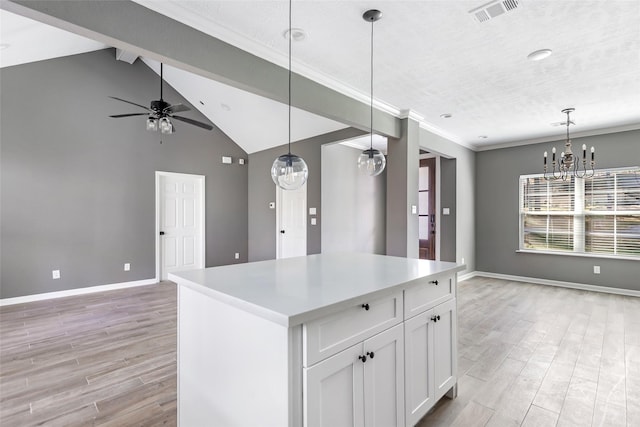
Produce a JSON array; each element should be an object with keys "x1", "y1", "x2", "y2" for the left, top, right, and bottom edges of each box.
[{"x1": 519, "y1": 168, "x2": 640, "y2": 258}]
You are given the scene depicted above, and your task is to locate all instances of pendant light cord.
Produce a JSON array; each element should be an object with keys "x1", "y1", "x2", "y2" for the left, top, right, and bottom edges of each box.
[
  {"x1": 369, "y1": 16, "x2": 374, "y2": 151},
  {"x1": 288, "y1": 0, "x2": 292, "y2": 156}
]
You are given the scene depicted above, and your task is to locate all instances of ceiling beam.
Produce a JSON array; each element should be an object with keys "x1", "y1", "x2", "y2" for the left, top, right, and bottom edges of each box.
[{"x1": 1, "y1": 0, "x2": 401, "y2": 139}]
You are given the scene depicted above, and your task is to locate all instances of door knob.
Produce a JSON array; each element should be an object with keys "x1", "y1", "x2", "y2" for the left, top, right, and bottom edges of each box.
[{"x1": 159, "y1": 231, "x2": 165, "y2": 236}]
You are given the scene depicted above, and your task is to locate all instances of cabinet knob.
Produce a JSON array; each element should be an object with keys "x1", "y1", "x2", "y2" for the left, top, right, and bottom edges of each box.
[
  {"x1": 366, "y1": 351, "x2": 375, "y2": 359},
  {"x1": 358, "y1": 355, "x2": 367, "y2": 363},
  {"x1": 429, "y1": 280, "x2": 439, "y2": 286},
  {"x1": 361, "y1": 303, "x2": 370, "y2": 311},
  {"x1": 431, "y1": 315, "x2": 441, "y2": 323}
]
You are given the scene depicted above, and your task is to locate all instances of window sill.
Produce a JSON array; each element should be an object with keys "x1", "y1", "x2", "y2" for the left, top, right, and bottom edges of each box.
[{"x1": 516, "y1": 249, "x2": 639, "y2": 262}]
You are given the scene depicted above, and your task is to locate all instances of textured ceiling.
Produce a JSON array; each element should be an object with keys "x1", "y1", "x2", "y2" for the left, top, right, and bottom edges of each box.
[
  {"x1": 133, "y1": 0, "x2": 640, "y2": 149},
  {"x1": 3, "y1": 1, "x2": 640, "y2": 152}
]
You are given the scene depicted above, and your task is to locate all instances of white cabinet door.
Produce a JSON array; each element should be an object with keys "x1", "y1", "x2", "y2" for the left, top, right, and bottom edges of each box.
[
  {"x1": 404, "y1": 309, "x2": 436, "y2": 427},
  {"x1": 433, "y1": 298, "x2": 457, "y2": 400},
  {"x1": 363, "y1": 324, "x2": 405, "y2": 427},
  {"x1": 305, "y1": 343, "x2": 365, "y2": 427}
]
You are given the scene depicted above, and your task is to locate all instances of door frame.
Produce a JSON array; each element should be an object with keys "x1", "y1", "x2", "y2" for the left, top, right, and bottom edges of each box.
[
  {"x1": 155, "y1": 171, "x2": 206, "y2": 281},
  {"x1": 275, "y1": 183, "x2": 307, "y2": 259}
]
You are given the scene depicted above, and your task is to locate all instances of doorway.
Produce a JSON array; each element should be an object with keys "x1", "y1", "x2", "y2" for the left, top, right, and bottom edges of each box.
[
  {"x1": 419, "y1": 158, "x2": 436, "y2": 260},
  {"x1": 156, "y1": 171, "x2": 205, "y2": 280},
  {"x1": 276, "y1": 182, "x2": 307, "y2": 259}
]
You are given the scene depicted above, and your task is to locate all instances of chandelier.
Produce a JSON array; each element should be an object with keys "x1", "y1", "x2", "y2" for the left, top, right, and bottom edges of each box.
[{"x1": 543, "y1": 108, "x2": 595, "y2": 181}]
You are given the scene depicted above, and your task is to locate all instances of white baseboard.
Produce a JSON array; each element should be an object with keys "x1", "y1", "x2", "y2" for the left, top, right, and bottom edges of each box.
[
  {"x1": 466, "y1": 271, "x2": 640, "y2": 298},
  {"x1": 0, "y1": 278, "x2": 158, "y2": 306}
]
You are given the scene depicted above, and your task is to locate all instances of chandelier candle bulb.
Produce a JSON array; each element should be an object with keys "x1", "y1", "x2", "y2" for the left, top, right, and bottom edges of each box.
[
  {"x1": 544, "y1": 151, "x2": 547, "y2": 165},
  {"x1": 591, "y1": 146, "x2": 595, "y2": 161},
  {"x1": 552, "y1": 147, "x2": 556, "y2": 161},
  {"x1": 582, "y1": 144, "x2": 586, "y2": 160}
]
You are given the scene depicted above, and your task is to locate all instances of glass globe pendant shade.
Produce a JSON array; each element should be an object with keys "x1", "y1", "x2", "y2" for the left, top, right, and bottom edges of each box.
[
  {"x1": 146, "y1": 117, "x2": 158, "y2": 131},
  {"x1": 271, "y1": 153, "x2": 309, "y2": 190},
  {"x1": 159, "y1": 117, "x2": 173, "y2": 134},
  {"x1": 357, "y1": 148, "x2": 386, "y2": 176}
]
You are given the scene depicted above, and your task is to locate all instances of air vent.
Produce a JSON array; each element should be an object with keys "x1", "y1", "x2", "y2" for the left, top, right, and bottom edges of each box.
[{"x1": 469, "y1": 0, "x2": 520, "y2": 23}]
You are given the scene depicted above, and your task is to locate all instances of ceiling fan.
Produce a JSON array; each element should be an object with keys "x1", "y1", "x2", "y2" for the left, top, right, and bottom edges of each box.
[{"x1": 109, "y1": 63, "x2": 213, "y2": 134}]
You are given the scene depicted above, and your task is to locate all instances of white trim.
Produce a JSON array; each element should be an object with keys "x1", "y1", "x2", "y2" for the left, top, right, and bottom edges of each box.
[
  {"x1": 465, "y1": 271, "x2": 640, "y2": 298},
  {"x1": 457, "y1": 271, "x2": 477, "y2": 282},
  {"x1": 515, "y1": 249, "x2": 640, "y2": 262},
  {"x1": 0, "y1": 279, "x2": 157, "y2": 306},
  {"x1": 476, "y1": 123, "x2": 640, "y2": 152},
  {"x1": 155, "y1": 171, "x2": 206, "y2": 282}
]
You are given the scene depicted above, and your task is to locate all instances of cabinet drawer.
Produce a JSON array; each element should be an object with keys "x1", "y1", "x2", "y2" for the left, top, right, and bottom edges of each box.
[
  {"x1": 303, "y1": 292, "x2": 403, "y2": 367},
  {"x1": 404, "y1": 273, "x2": 455, "y2": 319}
]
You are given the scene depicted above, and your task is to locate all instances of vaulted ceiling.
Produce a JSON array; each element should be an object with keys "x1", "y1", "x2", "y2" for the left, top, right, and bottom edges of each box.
[{"x1": 2, "y1": 1, "x2": 640, "y2": 153}]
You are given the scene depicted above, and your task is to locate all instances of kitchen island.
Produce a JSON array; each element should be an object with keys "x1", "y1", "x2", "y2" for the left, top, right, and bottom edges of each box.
[{"x1": 170, "y1": 253, "x2": 465, "y2": 427}]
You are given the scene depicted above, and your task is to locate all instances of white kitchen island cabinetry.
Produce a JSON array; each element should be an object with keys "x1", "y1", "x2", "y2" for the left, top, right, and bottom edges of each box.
[{"x1": 170, "y1": 253, "x2": 464, "y2": 427}]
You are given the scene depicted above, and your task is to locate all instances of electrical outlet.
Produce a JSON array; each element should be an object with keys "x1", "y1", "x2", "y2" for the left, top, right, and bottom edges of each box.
[
  {"x1": 235, "y1": 253, "x2": 240, "y2": 260},
  {"x1": 52, "y1": 270, "x2": 60, "y2": 279},
  {"x1": 594, "y1": 265, "x2": 600, "y2": 274},
  {"x1": 124, "y1": 263, "x2": 131, "y2": 271},
  {"x1": 411, "y1": 205, "x2": 417, "y2": 214}
]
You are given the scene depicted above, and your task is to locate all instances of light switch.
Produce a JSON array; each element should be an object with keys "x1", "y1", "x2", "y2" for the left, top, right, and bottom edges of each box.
[
  {"x1": 443, "y1": 207, "x2": 450, "y2": 215},
  {"x1": 222, "y1": 156, "x2": 232, "y2": 164},
  {"x1": 311, "y1": 218, "x2": 317, "y2": 225},
  {"x1": 309, "y1": 207, "x2": 317, "y2": 215},
  {"x1": 239, "y1": 158, "x2": 245, "y2": 165}
]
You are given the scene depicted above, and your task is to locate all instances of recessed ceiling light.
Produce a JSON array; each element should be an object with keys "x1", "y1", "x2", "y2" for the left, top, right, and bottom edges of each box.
[
  {"x1": 0, "y1": 43, "x2": 10, "y2": 50},
  {"x1": 220, "y1": 103, "x2": 231, "y2": 111},
  {"x1": 283, "y1": 28, "x2": 307, "y2": 42},
  {"x1": 478, "y1": 135, "x2": 488, "y2": 139},
  {"x1": 527, "y1": 49, "x2": 552, "y2": 61},
  {"x1": 199, "y1": 100, "x2": 205, "y2": 105},
  {"x1": 440, "y1": 113, "x2": 452, "y2": 119}
]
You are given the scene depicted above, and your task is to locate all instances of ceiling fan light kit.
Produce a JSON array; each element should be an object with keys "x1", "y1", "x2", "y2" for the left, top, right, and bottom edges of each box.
[
  {"x1": 109, "y1": 63, "x2": 213, "y2": 135},
  {"x1": 357, "y1": 9, "x2": 386, "y2": 177},
  {"x1": 270, "y1": 0, "x2": 309, "y2": 191}
]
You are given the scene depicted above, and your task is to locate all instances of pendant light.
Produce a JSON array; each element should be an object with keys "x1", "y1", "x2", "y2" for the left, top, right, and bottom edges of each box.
[
  {"x1": 271, "y1": 0, "x2": 309, "y2": 191},
  {"x1": 357, "y1": 9, "x2": 386, "y2": 177}
]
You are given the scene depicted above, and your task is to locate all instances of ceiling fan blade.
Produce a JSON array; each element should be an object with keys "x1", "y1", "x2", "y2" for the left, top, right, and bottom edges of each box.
[
  {"x1": 171, "y1": 115, "x2": 213, "y2": 130},
  {"x1": 164, "y1": 104, "x2": 190, "y2": 114},
  {"x1": 109, "y1": 113, "x2": 149, "y2": 118},
  {"x1": 109, "y1": 96, "x2": 151, "y2": 111}
]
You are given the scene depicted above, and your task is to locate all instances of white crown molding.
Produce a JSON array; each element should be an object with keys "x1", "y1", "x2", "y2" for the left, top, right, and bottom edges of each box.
[
  {"x1": 466, "y1": 271, "x2": 640, "y2": 298},
  {"x1": 419, "y1": 121, "x2": 478, "y2": 151},
  {"x1": 0, "y1": 278, "x2": 157, "y2": 306},
  {"x1": 475, "y1": 123, "x2": 640, "y2": 152}
]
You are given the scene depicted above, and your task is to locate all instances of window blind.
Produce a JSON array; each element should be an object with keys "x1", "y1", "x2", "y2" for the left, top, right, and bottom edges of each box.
[{"x1": 520, "y1": 168, "x2": 640, "y2": 258}]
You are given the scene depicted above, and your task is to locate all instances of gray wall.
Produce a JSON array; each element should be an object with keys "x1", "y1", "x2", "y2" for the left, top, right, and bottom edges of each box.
[
  {"x1": 247, "y1": 128, "x2": 365, "y2": 262},
  {"x1": 476, "y1": 129, "x2": 640, "y2": 291},
  {"x1": 440, "y1": 158, "x2": 457, "y2": 262},
  {"x1": 420, "y1": 129, "x2": 476, "y2": 274},
  {"x1": 321, "y1": 144, "x2": 386, "y2": 254},
  {"x1": 0, "y1": 49, "x2": 248, "y2": 298}
]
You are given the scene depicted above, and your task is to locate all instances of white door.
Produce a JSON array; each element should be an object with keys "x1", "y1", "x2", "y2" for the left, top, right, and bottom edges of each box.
[
  {"x1": 276, "y1": 183, "x2": 307, "y2": 259},
  {"x1": 304, "y1": 343, "x2": 365, "y2": 427},
  {"x1": 363, "y1": 324, "x2": 405, "y2": 427},
  {"x1": 156, "y1": 172, "x2": 205, "y2": 280}
]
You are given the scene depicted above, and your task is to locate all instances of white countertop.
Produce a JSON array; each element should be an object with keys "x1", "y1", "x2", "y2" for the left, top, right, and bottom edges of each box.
[{"x1": 169, "y1": 253, "x2": 465, "y2": 327}]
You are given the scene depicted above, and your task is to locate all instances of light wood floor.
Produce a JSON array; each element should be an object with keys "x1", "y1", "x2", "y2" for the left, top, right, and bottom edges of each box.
[
  {"x1": 1, "y1": 277, "x2": 639, "y2": 426},
  {"x1": 0, "y1": 282, "x2": 177, "y2": 426}
]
